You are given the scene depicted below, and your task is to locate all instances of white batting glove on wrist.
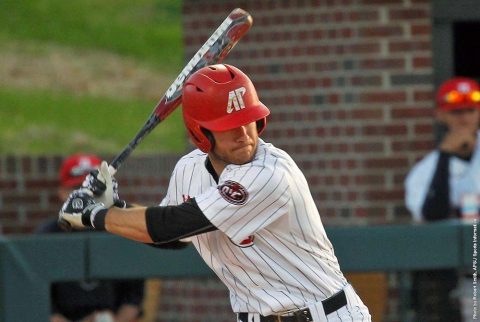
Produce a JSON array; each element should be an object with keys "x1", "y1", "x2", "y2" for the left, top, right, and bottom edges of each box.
[
  {"x1": 58, "y1": 188, "x2": 108, "y2": 231},
  {"x1": 82, "y1": 161, "x2": 117, "y2": 207}
]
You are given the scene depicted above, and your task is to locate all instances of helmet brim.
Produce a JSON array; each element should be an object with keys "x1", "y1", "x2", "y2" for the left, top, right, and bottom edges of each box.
[{"x1": 438, "y1": 103, "x2": 480, "y2": 111}]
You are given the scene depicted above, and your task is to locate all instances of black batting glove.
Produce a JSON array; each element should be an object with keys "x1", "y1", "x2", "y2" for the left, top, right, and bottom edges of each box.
[
  {"x1": 83, "y1": 169, "x2": 107, "y2": 196},
  {"x1": 82, "y1": 161, "x2": 129, "y2": 208},
  {"x1": 58, "y1": 189, "x2": 108, "y2": 231}
]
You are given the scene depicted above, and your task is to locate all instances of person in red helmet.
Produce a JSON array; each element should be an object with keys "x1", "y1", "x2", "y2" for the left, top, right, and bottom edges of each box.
[
  {"x1": 59, "y1": 64, "x2": 371, "y2": 322},
  {"x1": 405, "y1": 77, "x2": 480, "y2": 321},
  {"x1": 406, "y1": 77, "x2": 480, "y2": 220},
  {"x1": 37, "y1": 154, "x2": 144, "y2": 322}
]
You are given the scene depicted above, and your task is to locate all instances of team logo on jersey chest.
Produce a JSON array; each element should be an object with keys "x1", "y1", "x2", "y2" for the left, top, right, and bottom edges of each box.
[{"x1": 218, "y1": 180, "x2": 248, "y2": 205}]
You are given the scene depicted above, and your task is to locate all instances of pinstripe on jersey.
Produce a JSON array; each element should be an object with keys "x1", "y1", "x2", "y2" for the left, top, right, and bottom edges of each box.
[{"x1": 160, "y1": 140, "x2": 348, "y2": 316}]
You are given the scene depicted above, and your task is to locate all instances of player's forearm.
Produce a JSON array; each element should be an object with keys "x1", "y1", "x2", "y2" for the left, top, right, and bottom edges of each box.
[
  {"x1": 105, "y1": 207, "x2": 154, "y2": 243},
  {"x1": 59, "y1": 191, "x2": 215, "y2": 243}
]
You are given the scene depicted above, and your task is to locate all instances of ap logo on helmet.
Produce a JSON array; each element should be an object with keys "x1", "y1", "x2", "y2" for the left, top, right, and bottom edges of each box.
[{"x1": 227, "y1": 87, "x2": 246, "y2": 113}]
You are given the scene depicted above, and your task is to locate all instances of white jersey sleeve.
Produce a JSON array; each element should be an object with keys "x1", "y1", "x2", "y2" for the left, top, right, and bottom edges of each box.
[
  {"x1": 158, "y1": 149, "x2": 208, "y2": 207},
  {"x1": 195, "y1": 163, "x2": 291, "y2": 244},
  {"x1": 158, "y1": 150, "x2": 210, "y2": 242},
  {"x1": 404, "y1": 151, "x2": 439, "y2": 221},
  {"x1": 159, "y1": 168, "x2": 178, "y2": 207}
]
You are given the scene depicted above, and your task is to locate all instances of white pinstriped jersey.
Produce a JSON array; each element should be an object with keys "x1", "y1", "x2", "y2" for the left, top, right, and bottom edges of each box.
[{"x1": 160, "y1": 139, "x2": 348, "y2": 316}]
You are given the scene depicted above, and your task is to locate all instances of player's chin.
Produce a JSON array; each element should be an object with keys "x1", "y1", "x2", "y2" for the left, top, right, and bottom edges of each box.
[{"x1": 231, "y1": 146, "x2": 255, "y2": 164}]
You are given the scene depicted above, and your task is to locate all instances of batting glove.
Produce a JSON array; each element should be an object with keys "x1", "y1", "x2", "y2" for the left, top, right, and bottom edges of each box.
[
  {"x1": 82, "y1": 161, "x2": 127, "y2": 208},
  {"x1": 58, "y1": 188, "x2": 108, "y2": 231}
]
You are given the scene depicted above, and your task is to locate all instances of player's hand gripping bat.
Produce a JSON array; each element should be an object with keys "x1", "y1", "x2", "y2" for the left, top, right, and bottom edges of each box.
[{"x1": 110, "y1": 8, "x2": 252, "y2": 174}]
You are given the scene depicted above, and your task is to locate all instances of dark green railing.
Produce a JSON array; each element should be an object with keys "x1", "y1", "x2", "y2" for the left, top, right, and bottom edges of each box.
[{"x1": 0, "y1": 220, "x2": 475, "y2": 321}]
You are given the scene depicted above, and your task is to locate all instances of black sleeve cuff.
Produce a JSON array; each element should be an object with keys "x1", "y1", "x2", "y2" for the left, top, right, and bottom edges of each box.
[
  {"x1": 145, "y1": 198, "x2": 217, "y2": 244},
  {"x1": 145, "y1": 241, "x2": 189, "y2": 249},
  {"x1": 92, "y1": 208, "x2": 108, "y2": 230}
]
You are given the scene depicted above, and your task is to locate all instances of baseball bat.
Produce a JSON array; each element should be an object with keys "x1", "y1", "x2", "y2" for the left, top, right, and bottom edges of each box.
[{"x1": 109, "y1": 8, "x2": 252, "y2": 173}]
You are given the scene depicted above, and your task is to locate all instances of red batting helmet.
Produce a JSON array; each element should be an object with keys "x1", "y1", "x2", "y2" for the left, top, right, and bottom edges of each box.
[
  {"x1": 182, "y1": 64, "x2": 270, "y2": 152},
  {"x1": 59, "y1": 154, "x2": 101, "y2": 188},
  {"x1": 436, "y1": 77, "x2": 480, "y2": 111}
]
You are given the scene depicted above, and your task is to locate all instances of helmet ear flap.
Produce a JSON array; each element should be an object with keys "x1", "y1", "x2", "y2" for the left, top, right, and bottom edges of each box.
[
  {"x1": 256, "y1": 118, "x2": 267, "y2": 134},
  {"x1": 201, "y1": 128, "x2": 215, "y2": 151},
  {"x1": 187, "y1": 128, "x2": 201, "y2": 145}
]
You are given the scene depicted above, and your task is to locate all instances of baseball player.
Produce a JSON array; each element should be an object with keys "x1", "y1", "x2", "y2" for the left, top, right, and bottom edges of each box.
[
  {"x1": 405, "y1": 77, "x2": 480, "y2": 321},
  {"x1": 59, "y1": 64, "x2": 371, "y2": 322}
]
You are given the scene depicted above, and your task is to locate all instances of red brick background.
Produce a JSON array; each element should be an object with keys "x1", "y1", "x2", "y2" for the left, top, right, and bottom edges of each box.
[
  {"x1": 182, "y1": 0, "x2": 434, "y2": 226},
  {"x1": 0, "y1": 0, "x2": 435, "y2": 248}
]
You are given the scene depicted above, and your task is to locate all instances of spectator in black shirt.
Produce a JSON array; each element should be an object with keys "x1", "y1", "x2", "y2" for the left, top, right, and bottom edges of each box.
[
  {"x1": 405, "y1": 77, "x2": 480, "y2": 322},
  {"x1": 36, "y1": 154, "x2": 144, "y2": 322}
]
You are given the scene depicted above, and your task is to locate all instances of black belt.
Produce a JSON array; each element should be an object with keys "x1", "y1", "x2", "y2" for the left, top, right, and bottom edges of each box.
[{"x1": 238, "y1": 289, "x2": 347, "y2": 322}]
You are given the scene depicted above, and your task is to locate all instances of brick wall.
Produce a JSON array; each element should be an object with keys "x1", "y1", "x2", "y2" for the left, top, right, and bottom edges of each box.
[
  {"x1": 183, "y1": 0, "x2": 434, "y2": 225},
  {"x1": 0, "y1": 0, "x2": 435, "y2": 249}
]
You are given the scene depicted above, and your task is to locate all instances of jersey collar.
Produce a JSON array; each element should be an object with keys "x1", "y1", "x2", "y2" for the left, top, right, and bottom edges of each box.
[{"x1": 204, "y1": 157, "x2": 219, "y2": 184}]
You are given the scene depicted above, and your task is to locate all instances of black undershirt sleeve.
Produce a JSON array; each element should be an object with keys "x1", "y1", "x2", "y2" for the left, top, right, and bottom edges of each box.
[
  {"x1": 145, "y1": 198, "x2": 218, "y2": 244},
  {"x1": 145, "y1": 240, "x2": 189, "y2": 249},
  {"x1": 421, "y1": 152, "x2": 451, "y2": 221}
]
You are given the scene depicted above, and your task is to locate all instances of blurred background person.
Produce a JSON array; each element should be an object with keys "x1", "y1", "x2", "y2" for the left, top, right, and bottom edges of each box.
[
  {"x1": 405, "y1": 77, "x2": 480, "y2": 322},
  {"x1": 36, "y1": 153, "x2": 145, "y2": 322}
]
